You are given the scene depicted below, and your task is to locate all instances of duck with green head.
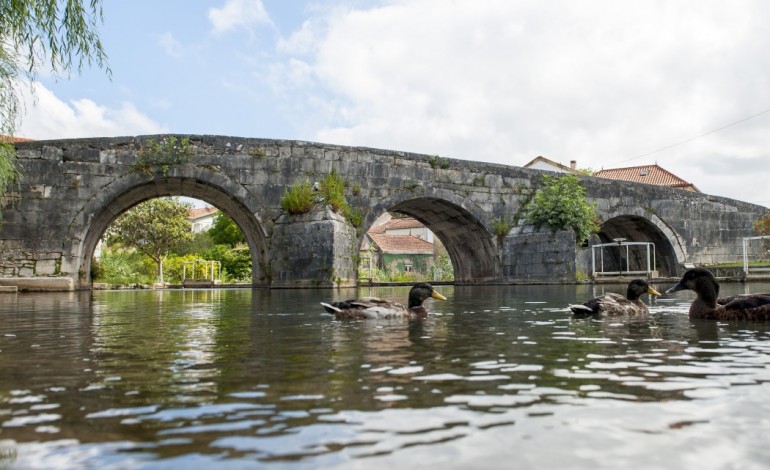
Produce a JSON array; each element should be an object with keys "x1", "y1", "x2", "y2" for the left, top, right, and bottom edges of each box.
[
  {"x1": 321, "y1": 282, "x2": 447, "y2": 320},
  {"x1": 569, "y1": 279, "x2": 661, "y2": 316}
]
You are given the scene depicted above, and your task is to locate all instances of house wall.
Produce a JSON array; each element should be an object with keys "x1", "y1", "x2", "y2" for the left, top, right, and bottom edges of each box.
[{"x1": 381, "y1": 253, "x2": 434, "y2": 275}]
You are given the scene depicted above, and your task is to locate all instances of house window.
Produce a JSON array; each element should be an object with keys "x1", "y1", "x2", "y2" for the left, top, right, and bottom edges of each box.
[{"x1": 404, "y1": 264, "x2": 413, "y2": 272}]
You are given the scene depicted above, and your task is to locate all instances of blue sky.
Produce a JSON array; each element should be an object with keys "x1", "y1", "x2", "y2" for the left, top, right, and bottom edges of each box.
[{"x1": 18, "y1": 0, "x2": 770, "y2": 208}]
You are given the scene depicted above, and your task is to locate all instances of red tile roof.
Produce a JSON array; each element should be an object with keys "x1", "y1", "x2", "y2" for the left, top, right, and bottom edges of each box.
[
  {"x1": 0, "y1": 135, "x2": 34, "y2": 143},
  {"x1": 189, "y1": 206, "x2": 218, "y2": 221},
  {"x1": 369, "y1": 234, "x2": 434, "y2": 254},
  {"x1": 369, "y1": 216, "x2": 425, "y2": 234},
  {"x1": 594, "y1": 164, "x2": 699, "y2": 192}
]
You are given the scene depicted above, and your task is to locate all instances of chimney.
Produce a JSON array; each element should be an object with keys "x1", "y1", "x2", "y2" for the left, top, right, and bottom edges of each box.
[{"x1": 570, "y1": 160, "x2": 577, "y2": 170}]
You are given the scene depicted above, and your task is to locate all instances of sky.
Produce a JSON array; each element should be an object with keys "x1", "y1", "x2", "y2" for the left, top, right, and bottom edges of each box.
[{"x1": 17, "y1": 0, "x2": 770, "y2": 208}]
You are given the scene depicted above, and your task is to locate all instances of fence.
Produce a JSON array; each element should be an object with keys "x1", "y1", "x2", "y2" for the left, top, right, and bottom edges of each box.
[
  {"x1": 742, "y1": 236, "x2": 770, "y2": 276},
  {"x1": 592, "y1": 240, "x2": 656, "y2": 278}
]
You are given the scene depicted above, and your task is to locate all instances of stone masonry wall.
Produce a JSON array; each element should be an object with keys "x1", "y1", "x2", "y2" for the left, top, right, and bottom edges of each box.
[{"x1": 1, "y1": 135, "x2": 767, "y2": 290}]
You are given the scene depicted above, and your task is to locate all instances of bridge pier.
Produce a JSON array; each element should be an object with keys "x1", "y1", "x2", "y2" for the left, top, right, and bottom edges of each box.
[{"x1": 270, "y1": 208, "x2": 357, "y2": 288}]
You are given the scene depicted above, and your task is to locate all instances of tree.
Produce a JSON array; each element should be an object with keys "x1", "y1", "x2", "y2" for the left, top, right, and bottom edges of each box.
[
  {"x1": 523, "y1": 174, "x2": 600, "y2": 245},
  {"x1": 208, "y1": 212, "x2": 246, "y2": 247},
  {"x1": 754, "y1": 212, "x2": 770, "y2": 261},
  {"x1": 754, "y1": 212, "x2": 770, "y2": 236},
  {"x1": 103, "y1": 198, "x2": 193, "y2": 284},
  {"x1": 1, "y1": 0, "x2": 109, "y2": 220}
]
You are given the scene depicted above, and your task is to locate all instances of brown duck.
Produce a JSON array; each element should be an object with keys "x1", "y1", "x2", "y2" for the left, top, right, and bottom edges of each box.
[
  {"x1": 665, "y1": 268, "x2": 770, "y2": 320},
  {"x1": 569, "y1": 279, "x2": 661, "y2": 316},
  {"x1": 321, "y1": 282, "x2": 447, "y2": 320}
]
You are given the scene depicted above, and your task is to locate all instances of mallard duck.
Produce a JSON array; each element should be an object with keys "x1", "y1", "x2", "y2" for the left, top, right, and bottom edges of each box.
[
  {"x1": 569, "y1": 279, "x2": 661, "y2": 316},
  {"x1": 321, "y1": 282, "x2": 447, "y2": 319},
  {"x1": 665, "y1": 268, "x2": 770, "y2": 320}
]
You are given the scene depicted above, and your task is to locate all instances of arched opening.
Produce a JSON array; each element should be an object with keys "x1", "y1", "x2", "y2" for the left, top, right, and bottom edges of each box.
[
  {"x1": 359, "y1": 211, "x2": 454, "y2": 283},
  {"x1": 75, "y1": 179, "x2": 269, "y2": 288},
  {"x1": 595, "y1": 215, "x2": 678, "y2": 277},
  {"x1": 363, "y1": 196, "x2": 500, "y2": 284}
]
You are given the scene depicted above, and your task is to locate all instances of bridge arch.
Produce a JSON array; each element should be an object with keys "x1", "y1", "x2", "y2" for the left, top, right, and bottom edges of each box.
[
  {"x1": 594, "y1": 211, "x2": 683, "y2": 277},
  {"x1": 363, "y1": 189, "x2": 500, "y2": 283},
  {"x1": 68, "y1": 172, "x2": 269, "y2": 288}
]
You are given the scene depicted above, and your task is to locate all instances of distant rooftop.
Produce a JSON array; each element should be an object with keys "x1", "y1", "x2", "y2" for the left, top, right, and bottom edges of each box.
[
  {"x1": 0, "y1": 135, "x2": 34, "y2": 143},
  {"x1": 523, "y1": 156, "x2": 582, "y2": 175},
  {"x1": 368, "y1": 233, "x2": 434, "y2": 254},
  {"x1": 594, "y1": 164, "x2": 700, "y2": 192},
  {"x1": 369, "y1": 216, "x2": 425, "y2": 234},
  {"x1": 189, "y1": 206, "x2": 218, "y2": 221}
]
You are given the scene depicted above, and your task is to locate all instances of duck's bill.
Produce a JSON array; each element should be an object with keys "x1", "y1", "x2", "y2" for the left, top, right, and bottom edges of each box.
[
  {"x1": 665, "y1": 284, "x2": 685, "y2": 294},
  {"x1": 431, "y1": 290, "x2": 447, "y2": 301},
  {"x1": 647, "y1": 287, "x2": 662, "y2": 296}
]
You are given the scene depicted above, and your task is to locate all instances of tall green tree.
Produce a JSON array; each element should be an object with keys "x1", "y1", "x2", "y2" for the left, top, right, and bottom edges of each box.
[
  {"x1": 103, "y1": 198, "x2": 193, "y2": 284},
  {"x1": 208, "y1": 211, "x2": 246, "y2": 247},
  {"x1": 1, "y1": 0, "x2": 109, "y2": 220},
  {"x1": 523, "y1": 174, "x2": 600, "y2": 245}
]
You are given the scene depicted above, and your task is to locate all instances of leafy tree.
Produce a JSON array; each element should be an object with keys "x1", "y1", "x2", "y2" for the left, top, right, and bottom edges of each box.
[
  {"x1": 201, "y1": 244, "x2": 251, "y2": 282},
  {"x1": 754, "y1": 213, "x2": 770, "y2": 236},
  {"x1": 92, "y1": 246, "x2": 155, "y2": 285},
  {"x1": 1, "y1": 0, "x2": 110, "y2": 220},
  {"x1": 523, "y1": 174, "x2": 599, "y2": 245},
  {"x1": 754, "y1": 212, "x2": 770, "y2": 261},
  {"x1": 208, "y1": 212, "x2": 246, "y2": 247},
  {"x1": 103, "y1": 198, "x2": 193, "y2": 284}
]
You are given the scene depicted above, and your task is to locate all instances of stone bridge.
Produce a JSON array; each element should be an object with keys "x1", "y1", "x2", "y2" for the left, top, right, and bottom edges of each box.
[{"x1": 1, "y1": 135, "x2": 767, "y2": 290}]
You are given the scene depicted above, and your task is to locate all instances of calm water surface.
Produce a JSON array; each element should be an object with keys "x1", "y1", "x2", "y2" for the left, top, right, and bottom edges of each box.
[{"x1": 1, "y1": 282, "x2": 770, "y2": 469}]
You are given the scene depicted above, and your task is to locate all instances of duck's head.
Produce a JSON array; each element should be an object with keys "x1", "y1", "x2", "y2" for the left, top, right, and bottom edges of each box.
[
  {"x1": 627, "y1": 279, "x2": 661, "y2": 301},
  {"x1": 665, "y1": 268, "x2": 720, "y2": 302},
  {"x1": 408, "y1": 283, "x2": 447, "y2": 309}
]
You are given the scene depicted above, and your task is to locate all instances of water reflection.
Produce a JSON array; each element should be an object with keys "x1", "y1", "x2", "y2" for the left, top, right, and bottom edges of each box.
[{"x1": 1, "y1": 282, "x2": 770, "y2": 468}]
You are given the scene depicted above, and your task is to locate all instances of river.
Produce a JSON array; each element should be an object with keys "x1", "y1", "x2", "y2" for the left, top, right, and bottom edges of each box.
[{"x1": 1, "y1": 281, "x2": 770, "y2": 469}]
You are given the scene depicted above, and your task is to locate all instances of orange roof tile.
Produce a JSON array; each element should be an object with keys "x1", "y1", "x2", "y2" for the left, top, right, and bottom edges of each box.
[
  {"x1": 0, "y1": 135, "x2": 34, "y2": 143},
  {"x1": 369, "y1": 216, "x2": 425, "y2": 234},
  {"x1": 189, "y1": 206, "x2": 218, "y2": 220},
  {"x1": 369, "y1": 234, "x2": 434, "y2": 254},
  {"x1": 594, "y1": 164, "x2": 699, "y2": 191}
]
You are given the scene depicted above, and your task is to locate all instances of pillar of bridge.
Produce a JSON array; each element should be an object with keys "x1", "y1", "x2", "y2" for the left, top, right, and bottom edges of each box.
[{"x1": 269, "y1": 208, "x2": 357, "y2": 288}]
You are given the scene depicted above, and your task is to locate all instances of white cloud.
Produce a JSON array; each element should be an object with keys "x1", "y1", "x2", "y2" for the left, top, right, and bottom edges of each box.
[
  {"x1": 158, "y1": 32, "x2": 184, "y2": 58},
  {"x1": 17, "y1": 82, "x2": 166, "y2": 139},
  {"x1": 208, "y1": 0, "x2": 271, "y2": 33},
  {"x1": 282, "y1": 0, "x2": 770, "y2": 206}
]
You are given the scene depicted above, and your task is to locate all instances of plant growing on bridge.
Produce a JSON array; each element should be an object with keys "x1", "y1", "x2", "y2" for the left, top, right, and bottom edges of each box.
[
  {"x1": 319, "y1": 169, "x2": 347, "y2": 213},
  {"x1": 523, "y1": 174, "x2": 599, "y2": 245},
  {"x1": 427, "y1": 155, "x2": 449, "y2": 169},
  {"x1": 281, "y1": 180, "x2": 316, "y2": 214},
  {"x1": 103, "y1": 197, "x2": 193, "y2": 284},
  {"x1": 134, "y1": 136, "x2": 191, "y2": 176},
  {"x1": 281, "y1": 170, "x2": 364, "y2": 228},
  {"x1": 492, "y1": 217, "x2": 513, "y2": 244}
]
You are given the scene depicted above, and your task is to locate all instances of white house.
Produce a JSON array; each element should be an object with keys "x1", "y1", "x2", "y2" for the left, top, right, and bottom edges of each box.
[{"x1": 189, "y1": 206, "x2": 219, "y2": 233}]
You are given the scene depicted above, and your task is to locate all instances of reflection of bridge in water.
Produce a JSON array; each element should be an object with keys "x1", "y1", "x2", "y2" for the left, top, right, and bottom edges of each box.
[{"x1": 1, "y1": 135, "x2": 767, "y2": 290}]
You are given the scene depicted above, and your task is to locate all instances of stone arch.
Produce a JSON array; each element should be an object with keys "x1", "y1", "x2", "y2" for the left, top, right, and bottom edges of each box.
[
  {"x1": 68, "y1": 174, "x2": 269, "y2": 288},
  {"x1": 595, "y1": 212, "x2": 683, "y2": 277},
  {"x1": 363, "y1": 189, "x2": 500, "y2": 283}
]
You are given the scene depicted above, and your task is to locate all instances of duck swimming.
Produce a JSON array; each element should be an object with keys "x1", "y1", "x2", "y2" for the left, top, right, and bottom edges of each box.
[
  {"x1": 569, "y1": 279, "x2": 661, "y2": 316},
  {"x1": 665, "y1": 268, "x2": 770, "y2": 320},
  {"x1": 321, "y1": 282, "x2": 447, "y2": 320}
]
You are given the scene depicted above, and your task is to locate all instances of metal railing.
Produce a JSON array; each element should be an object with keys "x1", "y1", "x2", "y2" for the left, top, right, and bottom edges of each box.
[
  {"x1": 742, "y1": 236, "x2": 770, "y2": 276},
  {"x1": 592, "y1": 240, "x2": 656, "y2": 277}
]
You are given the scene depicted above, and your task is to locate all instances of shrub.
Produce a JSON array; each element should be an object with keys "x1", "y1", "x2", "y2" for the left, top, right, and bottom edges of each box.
[
  {"x1": 523, "y1": 174, "x2": 599, "y2": 245},
  {"x1": 319, "y1": 169, "x2": 347, "y2": 213},
  {"x1": 280, "y1": 180, "x2": 315, "y2": 214}
]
